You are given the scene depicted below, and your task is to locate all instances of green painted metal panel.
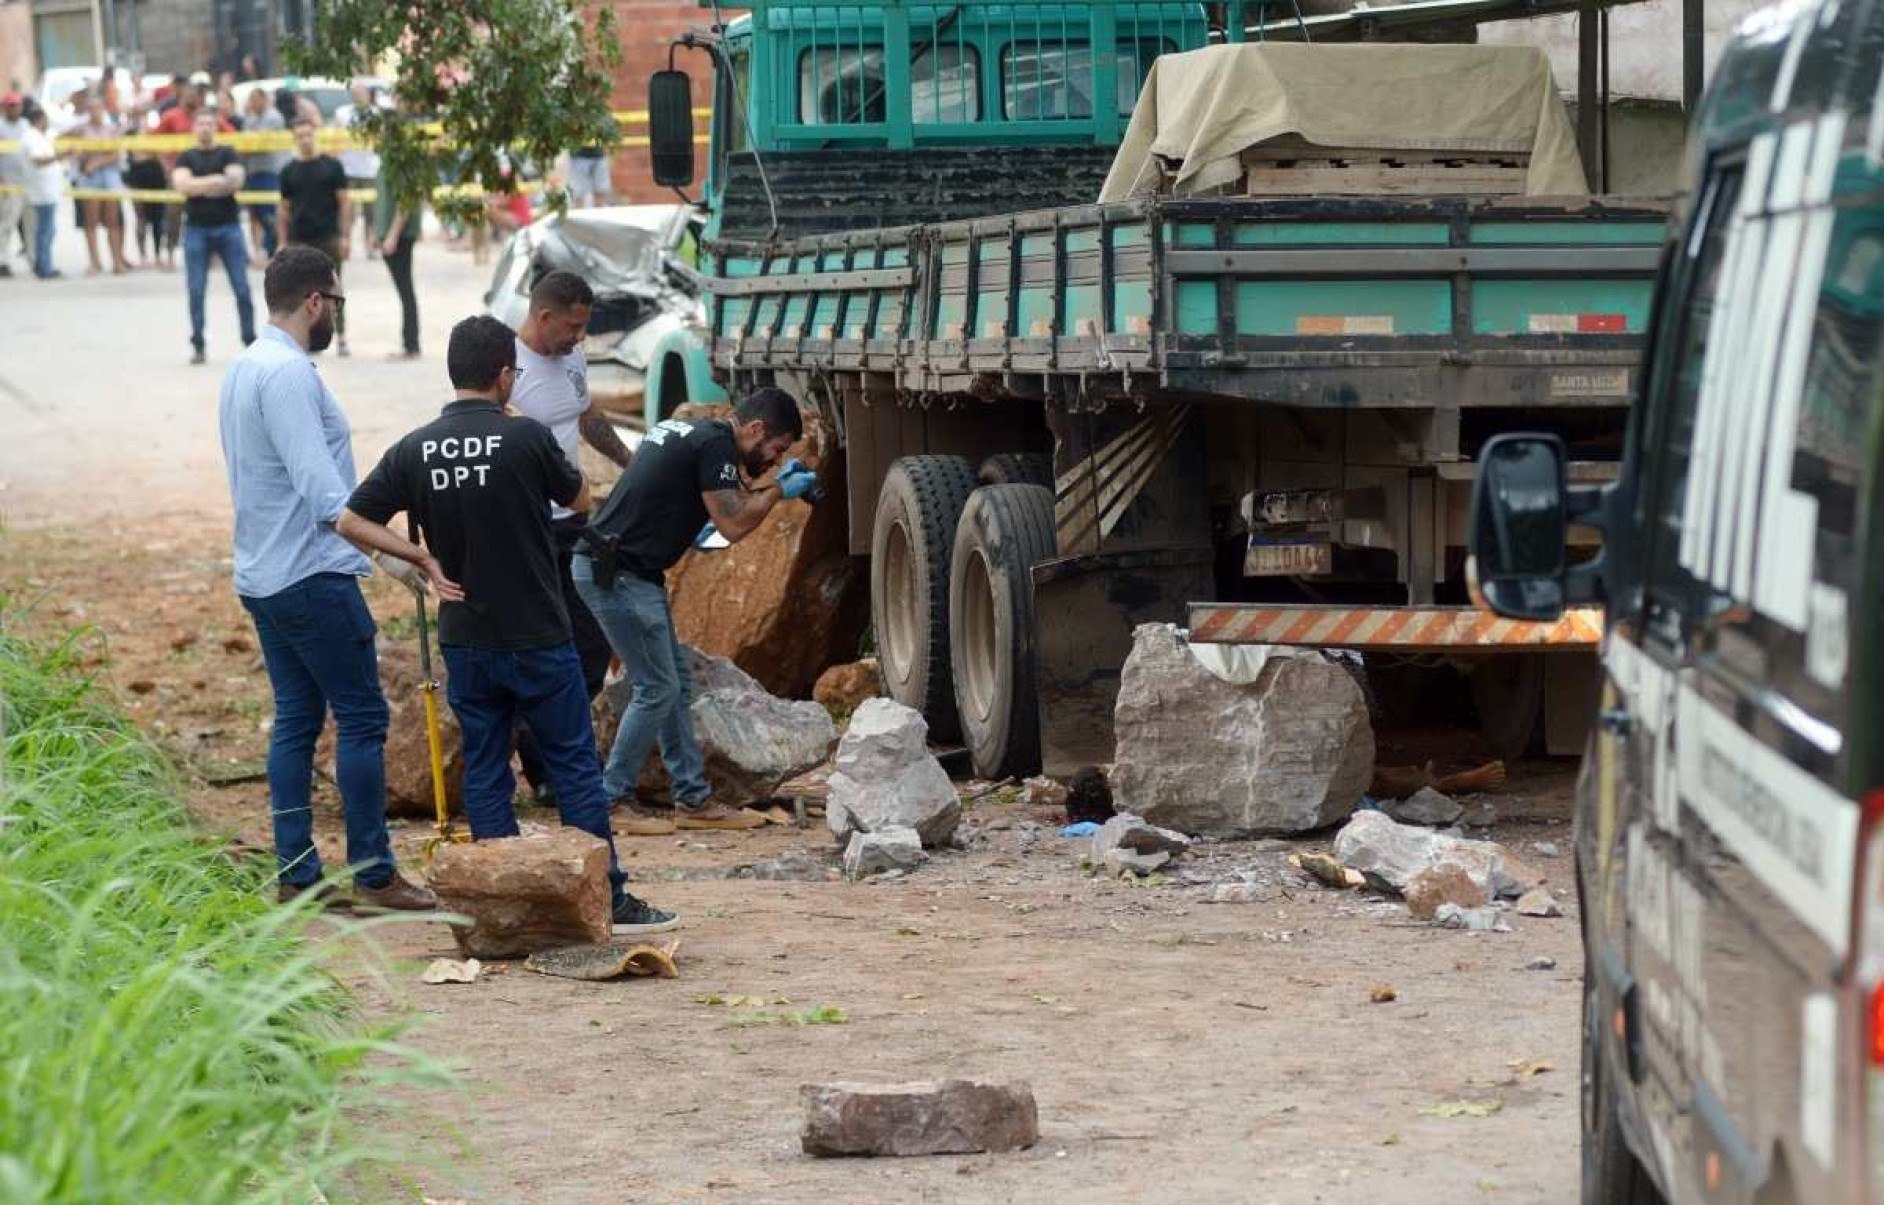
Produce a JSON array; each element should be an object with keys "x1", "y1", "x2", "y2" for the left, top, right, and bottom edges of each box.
[
  {"x1": 782, "y1": 294, "x2": 810, "y2": 334},
  {"x1": 1175, "y1": 280, "x2": 1217, "y2": 336},
  {"x1": 1172, "y1": 223, "x2": 1214, "y2": 247},
  {"x1": 1234, "y1": 280, "x2": 1450, "y2": 336},
  {"x1": 1017, "y1": 286, "x2": 1055, "y2": 337},
  {"x1": 883, "y1": 246, "x2": 910, "y2": 268},
  {"x1": 1471, "y1": 279, "x2": 1653, "y2": 335},
  {"x1": 934, "y1": 293, "x2": 967, "y2": 337},
  {"x1": 1065, "y1": 229, "x2": 1101, "y2": 254},
  {"x1": 811, "y1": 294, "x2": 842, "y2": 335},
  {"x1": 1232, "y1": 222, "x2": 1450, "y2": 245},
  {"x1": 1469, "y1": 222, "x2": 1667, "y2": 245},
  {"x1": 723, "y1": 257, "x2": 762, "y2": 278},
  {"x1": 1112, "y1": 223, "x2": 1150, "y2": 248},
  {"x1": 941, "y1": 242, "x2": 971, "y2": 265},
  {"x1": 1063, "y1": 283, "x2": 1102, "y2": 334},
  {"x1": 1114, "y1": 279, "x2": 1152, "y2": 334},
  {"x1": 1020, "y1": 233, "x2": 1054, "y2": 260}
]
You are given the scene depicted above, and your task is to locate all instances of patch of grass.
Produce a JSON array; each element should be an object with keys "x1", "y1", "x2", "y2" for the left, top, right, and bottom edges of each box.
[{"x1": 0, "y1": 620, "x2": 446, "y2": 1203}]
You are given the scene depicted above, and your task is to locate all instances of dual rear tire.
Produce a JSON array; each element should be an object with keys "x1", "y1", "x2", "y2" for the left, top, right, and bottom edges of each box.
[{"x1": 869, "y1": 455, "x2": 1055, "y2": 777}]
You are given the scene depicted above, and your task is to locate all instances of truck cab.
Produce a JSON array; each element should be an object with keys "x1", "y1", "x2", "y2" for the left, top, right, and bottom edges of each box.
[{"x1": 1470, "y1": 1, "x2": 1884, "y2": 1198}]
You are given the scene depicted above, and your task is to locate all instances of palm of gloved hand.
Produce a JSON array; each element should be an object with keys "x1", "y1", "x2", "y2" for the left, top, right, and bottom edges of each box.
[{"x1": 779, "y1": 467, "x2": 820, "y2": 501}]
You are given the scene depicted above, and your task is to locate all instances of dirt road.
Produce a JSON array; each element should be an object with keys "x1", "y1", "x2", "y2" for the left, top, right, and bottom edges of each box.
[{"x1": 0, "y1": 242, "x2": 1584, "y2": 1203}]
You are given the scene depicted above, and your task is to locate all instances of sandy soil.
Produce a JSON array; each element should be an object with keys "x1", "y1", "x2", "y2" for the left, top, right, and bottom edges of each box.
[{"x1": 0, "y1": 241, "x2": 1584, "y2": 1203}]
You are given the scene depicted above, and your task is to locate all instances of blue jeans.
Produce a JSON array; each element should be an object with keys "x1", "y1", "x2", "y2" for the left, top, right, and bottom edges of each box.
[
  {"x1": 241, "y1": 573, "x2": 395, "y2": 889},
  {"x1": 570, "y1": 558, "x2": 710, "y2": 807},
  {"x1": 246, "y1": 171, "x2": 279, "y2": 258},
  {"x1": 442, "y1": 641, "x2": 627, "y2": 900},
  {"x1": 184, "y1": 221, "x2": 255, "y2": 352},
  {"x1": 30, "y1": 203, "x2": 56, "y2": 277}
]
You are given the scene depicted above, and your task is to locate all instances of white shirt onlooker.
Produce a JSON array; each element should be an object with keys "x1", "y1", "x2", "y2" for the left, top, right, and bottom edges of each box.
[
  {"x1": 23, "y1": 124, "x2": 65, "y2": 205},
  {"x1": 510, "y1": 337, "x2": 591, "y2": 522}
]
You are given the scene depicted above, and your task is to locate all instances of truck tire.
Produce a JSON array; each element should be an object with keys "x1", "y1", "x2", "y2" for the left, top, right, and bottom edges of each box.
[
  {"x1": 978, "y1": 452, "x2": 1055, "y2": 490},
  {"x1": 1582, "y1": 967, "x2": 1666, "y2": 1205},
  {"x1": 1470, "y1": 653, "x2": 1546, "y2": 760},
  {"x1": 872, "y1": 455, "x2": 979, "y2": 742},
  {"x1": 949, "y1": 484, "x2": 1056, "y2": 779}
]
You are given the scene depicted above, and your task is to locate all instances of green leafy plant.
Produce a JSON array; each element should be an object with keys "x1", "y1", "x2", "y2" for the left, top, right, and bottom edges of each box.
[
  {"x1": 0, "y1": 619, "x2": 448, "y2": 1202},
  {"x1": 290, "y1": 0, "x2": 622, "y2": 225}
]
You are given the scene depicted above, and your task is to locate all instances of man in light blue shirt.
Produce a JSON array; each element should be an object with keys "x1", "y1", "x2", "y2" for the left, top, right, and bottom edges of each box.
[{"x1": 218, "y1": 245, "x2": 446, "y2": 912}]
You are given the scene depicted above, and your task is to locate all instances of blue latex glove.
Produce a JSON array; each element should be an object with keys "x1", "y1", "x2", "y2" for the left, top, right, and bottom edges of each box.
[
  {"x1": 693, "y1": 521, "x2": 726, "y2": 550},
  {"x1": 779, "y1": 468, "x2": 820, "y2": 501},
  {"x1": 775, "y1": 457, "x2": 805, "y2": 481}
]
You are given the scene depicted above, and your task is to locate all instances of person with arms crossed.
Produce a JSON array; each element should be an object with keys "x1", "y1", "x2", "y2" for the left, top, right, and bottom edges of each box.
[
  {"x1": 173, "y1": 106, "x2": 256, "y2": 364},
  {"x1": 574, "y1": 387, "x2": 817, "y2": 830},
  {"x1": 507, "y1": 270, "x2": 633, "y2": 807},
  {"x1": 338, "y1": 315, "x2": 679, "y2": 935},
  {"x1": 20, "y1": 102, "x2": 65, "y2": 279},
  {"x1": 277, "y1": 115, "x2": 353, "y2": 356},
  {"x1": 218, "y1": 245, "x2": 439, "y2": 912}
]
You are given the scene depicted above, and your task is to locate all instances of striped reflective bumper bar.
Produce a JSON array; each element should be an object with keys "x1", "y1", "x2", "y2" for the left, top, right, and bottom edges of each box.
[{"x1": 1186, "y1": 604, "x2": 1605, "y2": 651}]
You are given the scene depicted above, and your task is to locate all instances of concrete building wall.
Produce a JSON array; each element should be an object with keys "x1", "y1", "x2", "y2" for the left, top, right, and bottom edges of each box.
[
  {"x1": 592, "y1": 0, "x2": 732, "y2": 204},
  {"x1": 1481, "y1": 0, "x2": 1766, "y2": 103},
  {"x1": 1, "y1": 1, "x2": 37, "y2": 91},
  {"x1": 130, "y1": 0, "x2": 219, "y2": 75}
]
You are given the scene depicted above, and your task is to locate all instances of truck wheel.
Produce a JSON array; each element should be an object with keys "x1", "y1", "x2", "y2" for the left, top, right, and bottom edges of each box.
[
  {"x1": 1582, "y1": 967, "x2": 1665, "y2": 1204},
  {"x1": 1470, "y1": 653, "x2": 1546, "y2": 760},
  {"x1": 978, "y1": 452, "x2": 1055, "y2": 490},
  {"x1": 949, "y1": 484, "x2": 1056, "y2": 779},
  {"x1": 872, "y1": 455, "x2": 979, "y2": 742}
]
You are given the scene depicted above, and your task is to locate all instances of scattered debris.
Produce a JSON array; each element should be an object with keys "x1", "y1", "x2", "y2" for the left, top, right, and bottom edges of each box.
[
  {"x1": 1369, "y1": 759, "x2": 1505, "y2": 800},
  {"x1": 844, "y1": 826, "x2": 928, "y2": 879},
  {"x1": 1112, "y1": 624, "x2": 1373, "y2": 837},
  {"x1": 1334, "y1": 811, "x2": 1543, "y2": 900},
  {"x1": 197, "y1": 758, "x2": 268, "y2": 787},
  {"x1": 824, "y1": 699, "x2": 961, "y2": 849},
  {"x1": 1462, "y1": 800, "x2": 1500, "y2": 828},
  {"x1": 127, "y1": 678, "x2": 157, "y2": 695},
  {"x1": 1023, "y1": 775, "x2": 1072, "y2": 814},
  {"x1": 1206, "y1": 882, "x2": 1282, "y2": 905},
  {"x1": 1064, "y1": 765, "x2": 1115, "y2": 825},
  {"x1": 1434, "y1": 903, "x2": 1512, "y2": 933},
  {"x1": 1506, "y1": 1058, "x2": 1555, "y2": 1079},
  {"x1": 1420, "y1": 1099, "x2": 1504, "y2": 1119},
  {"x1": 1370, "y1": 984, "x2": 1398, "y2": 1004},
  {"x1": 1515, "y1": 889, "x2": 1562, "y2": 918},
  {"x1": 1060, "y1": 821, "x2": 1102, "y2": 839},
  {"x1": 1529, "y1": 841, "x2": 1561, "y2": 859},
  {"x1": 1103, "y1": 847, "x2": 1171, "y2": 878},
  {"x1": 801, "y1": 1080, "x2": 1039, "y2": 1157},
  {"x1": 1290, "y1": 851, "x2": 1363, "y2": 889},
  {"x1": 1384, "y1": 786, "x2": 1463, "y2": 828},
  {"x1": 813, "y1": 658, "x2": 882, "y2": 718},
  {"x1": 526, "y1": 939, "x2": 681, "y2": 981},
  {"x1": 1524, "y1": 956, "x2": 1558, "y2": 971},
  {"x1": 420, "y1": 958, "x2": 483, "y2": 985},
  {"x1": 428, "y1": 829, "x2": 613, "y2": 959},
  {"x1": 736, "y1": 848, "x2": 838, "y2": 882},
  {"x1": 1090, "y1": 812, "x2": 1191, "y2": 862},
  {"x1": 1404, "y1": 863, "x2": 1489, "y2": 920}
]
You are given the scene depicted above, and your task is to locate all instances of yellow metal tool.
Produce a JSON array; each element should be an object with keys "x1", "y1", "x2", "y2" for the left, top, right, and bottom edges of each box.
[{"x1": 411, "y1": 578, "x2": 470, "y2": 862}]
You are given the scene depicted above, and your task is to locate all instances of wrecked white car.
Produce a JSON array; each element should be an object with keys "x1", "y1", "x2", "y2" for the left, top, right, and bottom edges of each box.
[{"x1": 483, "y1": 204, "x2": 706, "y2": 422}]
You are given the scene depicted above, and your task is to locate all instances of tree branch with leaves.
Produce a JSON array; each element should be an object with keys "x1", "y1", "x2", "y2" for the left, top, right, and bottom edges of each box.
[{"x1": 291, "y1": 0, "x2": 622, "y2": 224}]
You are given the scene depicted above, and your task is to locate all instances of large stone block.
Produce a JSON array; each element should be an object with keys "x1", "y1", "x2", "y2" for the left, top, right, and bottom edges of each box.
[
  {"x1": 318, "y1": 641, "x2": 463, "y2": 819},
  {"x1": 824, "y1": 698, "x2": 960, "y2": 849},
  {"x1": 664, "y1": 409, "x2": 869, "y2": 700},
  {"x1": 598, "y1": 644, "x2": 838, "y2": 807},
  {"x1": 1111, "y1": 625, "x2": 1374, "y2": 837},
  {"x1": 801, "y1": 1080, "x2": 1039, "y2": 1157},
  {"x1": 427, "y1": 829, "x2": 612, "y2": 959}
]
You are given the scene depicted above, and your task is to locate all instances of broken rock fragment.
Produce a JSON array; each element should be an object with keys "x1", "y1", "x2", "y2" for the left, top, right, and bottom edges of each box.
[
  {"x1": 1111, "y1": 624, "x2": 1373, "y2": 837},
  {"x1": 1089, "y1": 812, "x2": 1191, "y2": 862},
  {"x1": 1102, "y1": 847, "x2": 1170, "y2": 877},
  {"x1": 1404, "y1": 863, "x2": 1489, "y2": 920},
  {"x1": 1334, "y1": 810, "x2": 1540, "y2": 900},
  {"x1": 801, "y1": 1080, "x2": 1039, "y2": 1157},
  {"x1": 825, "y1": 699, "x2": 960, "y2": 849},
  {"x1": 1434, "y1": 903, "x2": 1511, "y2": 932},
  {"x1": 844, "y1": 826, "x2": 927, "y2": 879},
  {"x1": 428, "y1": 829, "x2": 613, "y2": 959},
  {"x1": 1516, "y1": 888, "x2": 1563, "y2": 918},
  {"x1": 1384, "y1": 787, "x2": 1463, "y2": 828}
]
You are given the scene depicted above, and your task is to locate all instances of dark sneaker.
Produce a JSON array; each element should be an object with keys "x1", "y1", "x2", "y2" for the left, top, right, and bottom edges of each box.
[
  {"x1": 676, "y1": 803, "x2": 766, "y2": 831},
  {"x1": 531, "y1": 781, "x2": 559, "y2": 809},
  {"x1": 612, "y1": 894, "x2": 680, "y2": 935},
  {"x1": 354, "y1": 873, "x2": 439, "y2": 913},
  {"x1": 277, "y1": 880, "x2": 352, "y2": 911}
]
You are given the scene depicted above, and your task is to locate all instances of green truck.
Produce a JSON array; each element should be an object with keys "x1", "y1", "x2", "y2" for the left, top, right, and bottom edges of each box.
[{"x1": 644, "y1": 0, "x2": 1670, "y2": 779}]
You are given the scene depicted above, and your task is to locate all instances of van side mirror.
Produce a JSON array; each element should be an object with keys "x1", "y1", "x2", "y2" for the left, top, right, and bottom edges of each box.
[
  {"x1": 649, "y1": 70, "x2": 695, "y2": 188},
  {"x1": 1470, "y1": 434, "x2": 1570, "y2": 621}
]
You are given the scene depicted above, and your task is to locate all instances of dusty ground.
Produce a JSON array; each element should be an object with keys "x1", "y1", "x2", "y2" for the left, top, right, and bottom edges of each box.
[{"x1": 0, "y1": 234, "x2": 1585, "y2": 1204}]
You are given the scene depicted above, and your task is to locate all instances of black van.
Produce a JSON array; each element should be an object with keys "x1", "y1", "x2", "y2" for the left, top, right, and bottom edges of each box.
[{"x1": 1470, "y1": 2, "x2": 1884, "y2": 1201}]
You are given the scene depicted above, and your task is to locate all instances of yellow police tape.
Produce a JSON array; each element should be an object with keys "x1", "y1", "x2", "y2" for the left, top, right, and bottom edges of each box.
[
  {"x1": 0, "y1": 107, "x2": 711, "y2": 155},
  {"x1": 0, "y1": 183, "x2": 554, "y2": 203}
]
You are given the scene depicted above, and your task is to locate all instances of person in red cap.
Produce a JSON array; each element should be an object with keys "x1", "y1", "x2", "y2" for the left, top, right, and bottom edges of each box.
[{"x1": 0, "y1": 91, "x2": 25, "y2": 277}]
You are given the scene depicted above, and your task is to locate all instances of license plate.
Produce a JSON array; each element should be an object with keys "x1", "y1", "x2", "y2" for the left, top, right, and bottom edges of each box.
[{"x1": 1245, "y1": 535, "x2": 1332, "y2": 577}]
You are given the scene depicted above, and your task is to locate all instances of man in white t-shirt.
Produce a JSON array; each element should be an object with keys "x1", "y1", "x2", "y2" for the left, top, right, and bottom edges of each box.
[
  {"x1": 20, "y1": 103, "x2": 66, "y2": 279},
  {"x1": 510, "y1": 269, "x2": 637, "y2": 804},
  {"x1": 0, "y1": 92, "x2": 27, "y2": 277}
]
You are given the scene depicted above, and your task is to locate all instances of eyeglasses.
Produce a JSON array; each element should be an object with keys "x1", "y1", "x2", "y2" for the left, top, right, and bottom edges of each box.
[{"x1": 318, "y1": 291, "x2": 346, "y2": 313}]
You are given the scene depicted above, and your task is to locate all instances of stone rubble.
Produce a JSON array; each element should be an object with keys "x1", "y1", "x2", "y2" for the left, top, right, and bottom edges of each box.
[
  {"x1": 1383, "y1": 787, "x2": 1463, "y2": 828},
  {"x1": 1333, "y1": 810, "x2": 1543, "y2": 900},
  {"x1": 813, "y1": 657, "x2": 882, "y2": 718},
  {"x1": 844, "y1": 826, "x2": 928, "y2": 879},
  {"x1": 1434, "y1": 903, "x2": 1512, "y2": 932},
  {"x1": 1515, "y1": 888, "x2": 1563, "y2": 918},
  {"x1": 824, "y1": 698, "x2": 961, "y2": 849},
  {"x1": 1403, "y1": 862, "x2": 1489, "y2": 920},
  {"x1": 427, "y1": 829, "x2": 613, "y2": 959},
  {"x1": 801, "y1": 1080, "x2": 1039, "y2": 1157},
  {"x1": 1089, "y1": 812, "x2": 1192, "y2": 862},
  {"x1": 1111, "y1": 624, "x2": 1373, "y2": 837}
]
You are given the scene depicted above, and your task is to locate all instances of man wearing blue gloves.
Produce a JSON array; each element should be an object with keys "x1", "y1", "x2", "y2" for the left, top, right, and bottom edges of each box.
[{"x1": 573, "y1": 387, "x2": 816, "y2": 830}]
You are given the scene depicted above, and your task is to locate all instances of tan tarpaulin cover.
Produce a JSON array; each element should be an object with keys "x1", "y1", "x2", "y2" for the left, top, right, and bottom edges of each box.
[{"x1": 1099, "y1": 43, "x2": 1588, "y2": 201}]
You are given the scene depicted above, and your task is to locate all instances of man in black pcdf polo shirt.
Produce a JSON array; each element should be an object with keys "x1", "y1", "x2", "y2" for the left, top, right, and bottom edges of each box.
[{"x1": 338, "y1": 315, "x2": 677, "y2": 935}]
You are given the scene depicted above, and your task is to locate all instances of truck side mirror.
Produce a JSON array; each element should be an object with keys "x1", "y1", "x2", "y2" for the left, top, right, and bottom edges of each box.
[
  {"x1": 649, "y1": 70, "x2": 695, "y2": 188},
  {"x1": 1469, "y1": 434, "x2": 1569, "y2": 621}
]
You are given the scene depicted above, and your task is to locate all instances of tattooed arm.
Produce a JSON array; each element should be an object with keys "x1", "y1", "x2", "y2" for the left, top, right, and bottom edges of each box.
[
  {"x1": 701, "y1": 482, "x2": 783, "y2": 544},
  {"x1": 578, "y1": 408, "x2": 635, "y2": 469}
]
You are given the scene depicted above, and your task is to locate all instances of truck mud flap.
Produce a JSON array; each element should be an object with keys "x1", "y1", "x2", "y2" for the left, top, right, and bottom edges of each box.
[{"x1": 1031, "y1": 548, "x2": 1214, "y2": 778}]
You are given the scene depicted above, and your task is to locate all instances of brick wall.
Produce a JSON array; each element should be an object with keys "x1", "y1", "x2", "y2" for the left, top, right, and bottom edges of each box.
[{"x1": 591, "y1": 0, "x2": 738, "y2": 203}]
